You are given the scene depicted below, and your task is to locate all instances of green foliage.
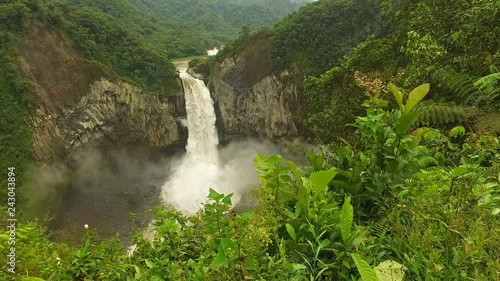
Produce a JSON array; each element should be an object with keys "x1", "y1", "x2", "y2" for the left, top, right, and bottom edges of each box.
[
  {"x1": 129, "y1": 0, "x2": 308, "y2": 42},
  {"x1": 294, "y1": 0, "x2": 499, "y2": 143},
  {"x1": 301, "y1": 67, "x2": 365, "y2": 143},
  {"x1": 25, "y1": 0, "x2": 305, "y2": 94},
  {"x1": 188, "y1": 57, "x2": 217, "y2": 80},
  {"x1": 434, "y1": 70, "x2": 500, "y2": 109},
  {"x1": 330, "y1": 92, "x2": 499, "y2": 279},
  {"x1": 384, "y1": 0, "x2": 500, "y2": 77},
  {"x1": 339, "y1": 197, "x2": 353, "y2": 242},
  {"x1": 351, "y1": 253, "x2": 378, "y2": 281},
  {"x1": 414, "y1": 101, "x2": 474, "y2": 128},
  {"x1": 0, "y1": 3, "x2": 33, "y2": 204},
  {"x1": 270, "y1": 0, "x2": 385, "y2": 76},
  {"x1": 33, "y1": 0, "x2": 183, "y2": 93},
  {"x1": 0, "y1": 0, "x2": 32, "y2": 31},
  {"x1": 448, "y1": 126, "x2": 466, "y2": 139}
]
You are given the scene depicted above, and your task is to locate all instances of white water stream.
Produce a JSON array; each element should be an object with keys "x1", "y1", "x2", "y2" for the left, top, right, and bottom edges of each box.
[{"x1": 161, "y1": 65, "x2": 237, "y2": 214}]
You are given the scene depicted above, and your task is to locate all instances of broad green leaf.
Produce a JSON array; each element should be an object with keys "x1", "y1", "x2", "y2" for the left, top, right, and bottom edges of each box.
[
  {"x1": 22, "y1": 278, "x2": 47, "y2": 281},
  {"x1": 210, "y1": 250, "x2": 229, "y2": 267},
  {"x1": 298, "y1": 178, "x2": 310, "y2": 217},
  {"x1": 418, "y1": 156, "x2": 439, "y2": 168},
  {"x1": 343, "y1": 259, "x2": 351, "y2": 269},
  {"x1": 405, "y1": 83, "x2": 430, "y2": 112},
  {"x1": 237, "y1": 210, "x2": 255, "y2": 219},
  {"x1": 282, "y1": 210, "x2": 296, "y2": 219},
  {"x1": 286, "y1": 224, "x2": 297, "y2": 241},
  {"x1": 288, "y1": 161, "x2": 304, "y2": 190},
  {"x1": 222, "y1": 194, "x2": 233, "y2": 205},
  {"x1": 220, "y1": 237, "x2": 237, "y2": 253},
  {"x1": 145, "y1": 259, "x2": 155, "y2": 269},
  {"x1": 395, "y1": 111, "x2": 419, "y2": 134},
  {"x1": 295, "y1": 205, "x2": 302, "y2": 217},
  {"x1": 134, "y1": 265, "x2": 142, "y2": 278},
  {"x1": 474, "y1": 73, "x2": 500, "y2": 88},
  {"x1": 310, "y1": 168, "x2": 337, "y2": 195},
  {"x1": 351, "y1": 253, "x2": 379, "y2": 281},
  {"x1": 451, "y1": 166, "x2": 468, "y2": 178},
  {"x1": 267, "y1": 155, "x2": 285, "y2": 165},
  {"x1": 448, "y1": 126, "x2": 466, "y2": 138},
  {"x1": 254, "y1": 154, "x2": 268, "y2": 173},
  {"x1": 291, "y1": 263, "x2": 307, "y2": 270},
  {"x1": 320, "y1": 239, "x2": 331, "y2": 248},
  {"x1": 339, "y1": 197, "x2": 353, "y2": 242},
  {"x1": 308, "y1": 153, "x2": 325, "y2": 171},
  {"x1": 375, "y1": 260, "x2": 407, "y2": 281},
  {"x1": 209, "y1": 188, "x2": 224, "y2": 201},
  {"x1": 389, "y1": 83, "x2": 404, "y2": 110}
]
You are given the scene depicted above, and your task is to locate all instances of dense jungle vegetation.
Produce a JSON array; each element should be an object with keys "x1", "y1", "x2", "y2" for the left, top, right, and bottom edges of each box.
[
  {"x1": 129, "y1": 0, "x2": 313, "y2": 43},
  {"x1": 1, "y1": 0, "x2": 499, "y2": 280}
]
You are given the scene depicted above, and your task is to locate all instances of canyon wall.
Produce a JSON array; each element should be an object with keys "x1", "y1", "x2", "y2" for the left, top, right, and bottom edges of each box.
[
  {"x1": 208, "y1": 37, "x2": 305, "y2": 142},
  {"x1": 19, "y1": 22, "x2": 186, "y2": 164}
]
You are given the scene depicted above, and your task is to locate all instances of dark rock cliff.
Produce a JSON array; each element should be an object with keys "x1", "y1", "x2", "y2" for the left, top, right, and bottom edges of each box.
[
  {"x1": 208, "y1": 37, "x2": 306, "y2": 142},
  {"x1": 19, "y1": 22, "x2": 186, "y2": 164}
]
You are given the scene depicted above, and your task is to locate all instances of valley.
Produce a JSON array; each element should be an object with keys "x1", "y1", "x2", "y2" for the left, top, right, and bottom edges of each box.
[{"x1": 0, "y1": 0, "x2": 498, "y2": 280}]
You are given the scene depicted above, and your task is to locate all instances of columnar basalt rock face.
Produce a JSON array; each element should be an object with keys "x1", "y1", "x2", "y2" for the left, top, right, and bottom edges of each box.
[
  {"x1": 19, "y1": 22, "x2": 185, "y2": 163},
  {"x1": 208, "y1": 37, "x2": 305, "y2": 142},
  {"x1": 30, "y1": 79, "x2": 185, "y2": 163}
]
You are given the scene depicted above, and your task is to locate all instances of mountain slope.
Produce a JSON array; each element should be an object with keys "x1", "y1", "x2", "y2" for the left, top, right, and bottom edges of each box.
[
  {"x1": 129, "y1": 0, "x2": 313, "y2": 43},
  {"x1": 270, "y1": 0, "x2": 385, "y2": 75}
]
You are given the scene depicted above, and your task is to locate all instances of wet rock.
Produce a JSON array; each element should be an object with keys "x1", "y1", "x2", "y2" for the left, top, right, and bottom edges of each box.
[{"x1": 209, "y1": 36, "x2": 305, "y2": 142}]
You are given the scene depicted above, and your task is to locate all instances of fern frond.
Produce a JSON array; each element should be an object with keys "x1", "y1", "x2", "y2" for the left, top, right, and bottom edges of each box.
[
  {"x1": 415, "y1": 101, "x2": 474, "y2": 127},
  {"x1": 474, "y1": 73, "x2": 500, "y2": 106},
  {"x1": 477, "y1": 112, "x2": 500, "y2": 135},
  {"x1": 467, "y1": 53, "x2": 493, "y2": 76},
  {"x1": 371, "y1": 216, "x2": 391, "y2": 237},
  {"x1": 435, "y1": 70, "x2": 500, "y2": 108},
  {"x1": 478, "y1": 165, "x2": 500, "y2": 178}
]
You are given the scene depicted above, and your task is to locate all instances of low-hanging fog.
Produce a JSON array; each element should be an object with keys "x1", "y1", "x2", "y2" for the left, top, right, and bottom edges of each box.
[
  {"x1": 32, "y1": 139, "x2": 305, "y2": 243},
  {"x1": 161, "y1": 138, "x2": 303, "y2": 214}
]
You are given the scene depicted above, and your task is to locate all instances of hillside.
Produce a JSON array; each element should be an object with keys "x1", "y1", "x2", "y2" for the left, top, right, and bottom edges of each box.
[{"x1": 129, "y1": 0, "x2": 313, "y2": 43}]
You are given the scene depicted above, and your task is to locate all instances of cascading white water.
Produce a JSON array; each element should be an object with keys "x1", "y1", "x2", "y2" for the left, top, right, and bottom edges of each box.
[
  {"x1": 160, "y1": 62, "x2": 304, "y2": 215},
  {"x1": 180, "y1": 71, "x2": 219, "y2": 163},
  {"x1": 161, "y1": 66, "x2": 227, "y2": 214}
]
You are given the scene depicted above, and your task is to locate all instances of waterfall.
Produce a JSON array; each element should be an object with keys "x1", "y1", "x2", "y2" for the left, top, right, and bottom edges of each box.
[
  {"x1": 180, "y1": 71, "x2": 219, "y2": 163},
  {"x1": 161, "y1": 66, "x2": 223, "y2": 214}
]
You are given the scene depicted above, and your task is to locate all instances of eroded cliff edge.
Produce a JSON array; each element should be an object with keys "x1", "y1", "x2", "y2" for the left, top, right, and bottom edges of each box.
[
  {"x1": 209, "y1": 37, "x2": 305, "y2": 142},
  {"x1": 19, "y1": 22, "x2": 186, "y2": 164}
]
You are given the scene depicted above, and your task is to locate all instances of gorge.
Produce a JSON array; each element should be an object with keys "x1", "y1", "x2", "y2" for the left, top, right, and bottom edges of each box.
[{"x1": 44, "y1": 57, "x2": 303, "y2": 242}]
